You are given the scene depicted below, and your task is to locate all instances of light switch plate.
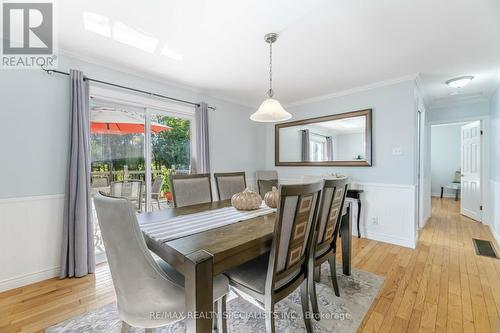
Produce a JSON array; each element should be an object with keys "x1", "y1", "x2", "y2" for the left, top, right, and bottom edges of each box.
[{"x1": 392, "y1": 147, "x2": 403, "y2": 155}]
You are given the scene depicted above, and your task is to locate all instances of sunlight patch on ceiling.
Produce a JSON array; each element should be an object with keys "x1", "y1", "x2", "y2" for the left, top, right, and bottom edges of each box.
[{"x1": 83, "y1": 11, "x2": 181, "y2": 60}]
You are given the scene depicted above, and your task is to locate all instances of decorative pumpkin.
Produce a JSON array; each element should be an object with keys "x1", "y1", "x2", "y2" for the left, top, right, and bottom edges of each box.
[
  {"x1": 231, "y1": 188, "x2": 262, "y2": 210},
  {"x1": 264, "y1": 186, "x2": 279, "y2": 208}
]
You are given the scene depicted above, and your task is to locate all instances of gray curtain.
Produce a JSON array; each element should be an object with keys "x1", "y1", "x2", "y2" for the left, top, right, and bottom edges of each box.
[
  {"x1": 325, "y1": 136, "x2": 334, "y2": 160},
  {"x1": 60, "y1": 70, "x2": 95, "y2": 278},
  {"x1": 301, "y1": 129, "x2": 310, "y2": 162},
  {"x1": 195, "y1": 102, "x2": 210, "y2": 173}
]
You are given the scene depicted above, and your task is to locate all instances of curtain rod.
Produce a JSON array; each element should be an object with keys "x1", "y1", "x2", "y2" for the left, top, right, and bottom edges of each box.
[
  {"x1": 301, "y1": 129, "x2": 331, "y2": 139},
  {"x1": 41, "y1": 67, "x2": 216, "y2": 111}
]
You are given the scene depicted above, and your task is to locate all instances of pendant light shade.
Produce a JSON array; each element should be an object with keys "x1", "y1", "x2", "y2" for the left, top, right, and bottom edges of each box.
[
  {"x1": 250, "y1": 98, "x2": 292, "y2": 122},
  {"x1": 250, "y1": 33, "x2": 292, "y2": 123}
]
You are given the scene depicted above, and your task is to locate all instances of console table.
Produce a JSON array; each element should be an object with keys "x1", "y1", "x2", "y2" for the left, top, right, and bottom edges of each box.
[{"x1": 347, "y1": 189, "x2": 364, "y2": 238}]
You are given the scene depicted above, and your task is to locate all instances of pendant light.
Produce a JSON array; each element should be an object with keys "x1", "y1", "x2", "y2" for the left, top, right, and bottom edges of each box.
[{"x1": 250, "y1": 33, "x2": 292, "y2": 122}]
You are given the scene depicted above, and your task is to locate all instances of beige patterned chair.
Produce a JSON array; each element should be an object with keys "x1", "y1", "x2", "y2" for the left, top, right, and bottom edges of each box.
[
  {"x1": 224, "y1": 182, "x2": 323, "y2": 333},
  {"x1": 170, "y1": 173, "x2": 213, "y2": 208},
  {"x1": 308, "y1": 177, "x2": 349, "y2": 320},
  {"x1": 256, "y1": 170, "x2": 278, "y2": 198},
  {"x1": 214, "y1": 172, "x2": 246, "y2": 200}
]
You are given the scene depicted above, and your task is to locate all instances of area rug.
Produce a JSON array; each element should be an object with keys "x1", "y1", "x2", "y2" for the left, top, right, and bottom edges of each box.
[{"x1": 47, "y1": 264, "x2": 383, "y2": 333}]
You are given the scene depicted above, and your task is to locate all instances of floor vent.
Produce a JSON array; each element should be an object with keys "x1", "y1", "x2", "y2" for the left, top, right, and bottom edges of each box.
[{"x1": 473, "y1": 239, "x2": 499, "y2": 259}]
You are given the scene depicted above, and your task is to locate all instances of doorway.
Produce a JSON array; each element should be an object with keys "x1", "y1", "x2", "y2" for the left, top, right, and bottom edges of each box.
[{"x1": 430, "y1": 120, "x2": 483, "y2": 222}]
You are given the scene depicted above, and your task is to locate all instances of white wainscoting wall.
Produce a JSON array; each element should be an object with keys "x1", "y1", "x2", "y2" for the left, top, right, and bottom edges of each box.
[
  {"x1": 489, "y1": 180, "x2": 500, "y2": 247},
  {"x1": 349, "y1": 182, "x2": 416, "y2": 248},
  {"x1": 0, "y1": 194, "x2": 64, "y2": 292},
  {"x1": 292, "y1": 177, "x2": 417, "y2": 249}
]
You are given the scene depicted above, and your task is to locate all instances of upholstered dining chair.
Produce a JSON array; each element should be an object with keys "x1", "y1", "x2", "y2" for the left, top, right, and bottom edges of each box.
[
  {"x1": 170, "y1": 173, "x2": 213, "y2": 208},
  {"x1": 224, "y1": 182, "x2": 323, "y2": 333},
  {"x1": 256, "y1": 170, "x2": 278, "y2": 198},
  {"x1": 308, "y1": 177, "x2": 349, "y2": 320},
  {"x1": 93, "y1": 192, "x2": 229, "y2": 333},
  {"x1": 214, "y1": 172, "x2": 246, "y2": 200}
]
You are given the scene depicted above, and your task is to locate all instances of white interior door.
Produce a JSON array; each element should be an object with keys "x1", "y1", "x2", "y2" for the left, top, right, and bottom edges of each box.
[{"x1": 460, "y1": 121, "x2": 482, "y2": 221}]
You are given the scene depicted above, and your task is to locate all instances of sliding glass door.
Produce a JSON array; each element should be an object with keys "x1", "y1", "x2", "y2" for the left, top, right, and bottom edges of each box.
[
  {"x1": 147, "y1": 110, "x2": 193, "y2": 210},
  {"x1": 89, "y1": 98, "x2": 194, "y2": 262}
]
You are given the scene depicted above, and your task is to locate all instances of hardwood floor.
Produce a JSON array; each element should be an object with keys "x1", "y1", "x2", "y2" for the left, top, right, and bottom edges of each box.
[{"x1": 1, "y1": 198, "x2": 499, "y2": 332}]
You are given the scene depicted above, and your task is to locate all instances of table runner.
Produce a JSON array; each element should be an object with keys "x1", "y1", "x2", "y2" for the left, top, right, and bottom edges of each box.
[{"x1": 140, "y1": 203, "x2": 275, "y2": 242}]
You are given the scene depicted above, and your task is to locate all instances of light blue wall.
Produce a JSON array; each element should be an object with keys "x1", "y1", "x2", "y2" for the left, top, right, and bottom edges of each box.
[
  {"x1": 430, "y1": 124, "x2": 463, "y2": 196},
  {"x1": 491, "y1": 85, "x2": 500, "y2": 182},
  {"x1": 0, "y1": 55, "x2": 266, "y2": 198},
  {"x1": 265, "y1": 80, "x2": 417, "y2": 185},
  {"x1": 427, "y1": 100, "x2": 490, "y2": 123}
]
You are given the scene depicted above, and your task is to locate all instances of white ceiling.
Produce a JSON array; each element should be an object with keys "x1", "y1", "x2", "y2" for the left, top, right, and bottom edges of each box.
[{"x1": 57, "y1": 0, "x2": 500, "y2": 108}]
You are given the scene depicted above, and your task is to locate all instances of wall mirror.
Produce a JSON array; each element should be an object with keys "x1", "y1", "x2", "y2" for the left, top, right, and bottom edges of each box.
[{"x1": 275, "y1": 109, "x2": 372, "y2": 166}]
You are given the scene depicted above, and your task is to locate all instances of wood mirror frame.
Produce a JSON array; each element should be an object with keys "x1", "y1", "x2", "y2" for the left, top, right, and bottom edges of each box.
[{"x1": 275, "y1": 109, "x2": 372, "y2": 167}]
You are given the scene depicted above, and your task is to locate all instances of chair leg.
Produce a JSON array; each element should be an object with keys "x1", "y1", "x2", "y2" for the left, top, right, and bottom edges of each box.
[
  {"x1": 217, "y1": 295, "x2": 228, "y2": 333},
  {"x1": 213, "y1": 299, "x2": 219, "y2": 331},
  {"x1": 314, "y1": 266, "x2": 321, "y2": 282},
  {"x1": 120, "y1": 321, "x2": 130, "y2": 333},
  {"x1": 157, "y1": 198, "x2": 161, "y2": 210},
  {"x1": 328, "y1": 254, "x2": 340, "y2": 297},
  {"x1": 264, "y1": 300, "x2": 275, "y2": 333},
  {"x1": 309, "y1": 266, "x2": 321, "y2": 321},
  {"x1": 300, "y1": 280, "x2": 313, "y2": 333}
]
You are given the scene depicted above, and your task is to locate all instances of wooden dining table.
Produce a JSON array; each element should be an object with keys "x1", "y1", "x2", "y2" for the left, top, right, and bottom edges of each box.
[{"x1": 137, "y1": 199, "x2": 353, "y2": 333}]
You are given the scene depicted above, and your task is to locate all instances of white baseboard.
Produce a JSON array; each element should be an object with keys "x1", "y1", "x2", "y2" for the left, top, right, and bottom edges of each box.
[
  {"x1": 489, "y1": 225, "x2": 500, "y2": 249},
  {"x1": 364, "y1": 231, "x2": 416, "y2": 249},
  {"x1": 0, "y1": 266, "x2": 60, "y2": 292},
  {"x1": 431, "y1": 193, "x2": 459, "y2": 199}
]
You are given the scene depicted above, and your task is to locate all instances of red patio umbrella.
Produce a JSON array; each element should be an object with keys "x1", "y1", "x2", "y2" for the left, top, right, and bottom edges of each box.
[{"x1": 90, "y1": 108, "x2": 171, "y2": 182}]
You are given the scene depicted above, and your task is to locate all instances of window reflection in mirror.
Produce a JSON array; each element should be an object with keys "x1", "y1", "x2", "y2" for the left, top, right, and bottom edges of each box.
[{"x1": 275, "y1": 109, "x2": 372, "y2": 166}]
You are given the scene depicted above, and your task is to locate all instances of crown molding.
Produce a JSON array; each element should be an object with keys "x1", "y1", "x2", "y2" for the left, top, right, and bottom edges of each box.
[
  {"x1": 428, "y1": 95, "x2": 490, "y2": 110},
  {"x1": 57, "y1": 49, "x2": 254, "y2": 110},
  {"x1": 284, "y1": 73, "x2": 419, "y2": 108}
]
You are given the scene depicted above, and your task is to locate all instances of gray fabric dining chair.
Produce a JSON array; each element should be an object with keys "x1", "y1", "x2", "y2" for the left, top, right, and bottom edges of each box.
[
  {"x1": 256, "y1": 170, "x2": 278, "y2": 197},
  {"x1": 151, "y1": 176, "x2": 164, "y2": 210},
  {"x1": 223, "y1": 182, "x2": 323, "y2": 333},
  {"x1": 93, "y1": 192, "x2": 229, "y2": 333},
  {"x1": 214, "y1": 172, "x2": 246, "y2": 200},
  {"x1": 170, "y1": 173, "x2": 213, "y2": 208},
  {"x1": 308, "y1": 177, "x2": 349, "y2": 320}
]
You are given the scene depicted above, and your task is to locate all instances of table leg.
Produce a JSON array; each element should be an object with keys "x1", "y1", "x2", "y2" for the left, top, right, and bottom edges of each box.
[
  {"x1": 357, "y1": 198, "x2": 362, "y2": 238},
  {"x1": 341, "y1": 205, "x2": 352, "y2": 276},
  {"x1": 440, "y1": 187, "x2": 444, "y2": 199},
  {"x1": 185, "y1": 250, "x2": 214, "y2": 333},
  {"x1": 455, "y1": 189, "x2": 459, "y2": 201}
]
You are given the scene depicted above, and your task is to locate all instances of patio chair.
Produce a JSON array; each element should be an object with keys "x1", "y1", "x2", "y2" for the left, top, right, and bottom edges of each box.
[
  {"x1": 151, "y1": 176, "x2": 164, "y2": 210},
  {"x1": 110, "y1": 180, "x2": 143, "y2": 212}
]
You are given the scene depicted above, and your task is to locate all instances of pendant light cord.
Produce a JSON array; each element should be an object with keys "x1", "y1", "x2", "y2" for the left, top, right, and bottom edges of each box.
[{"x1": 268, "y1": 41, "x2": 274, "y2": 98}]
